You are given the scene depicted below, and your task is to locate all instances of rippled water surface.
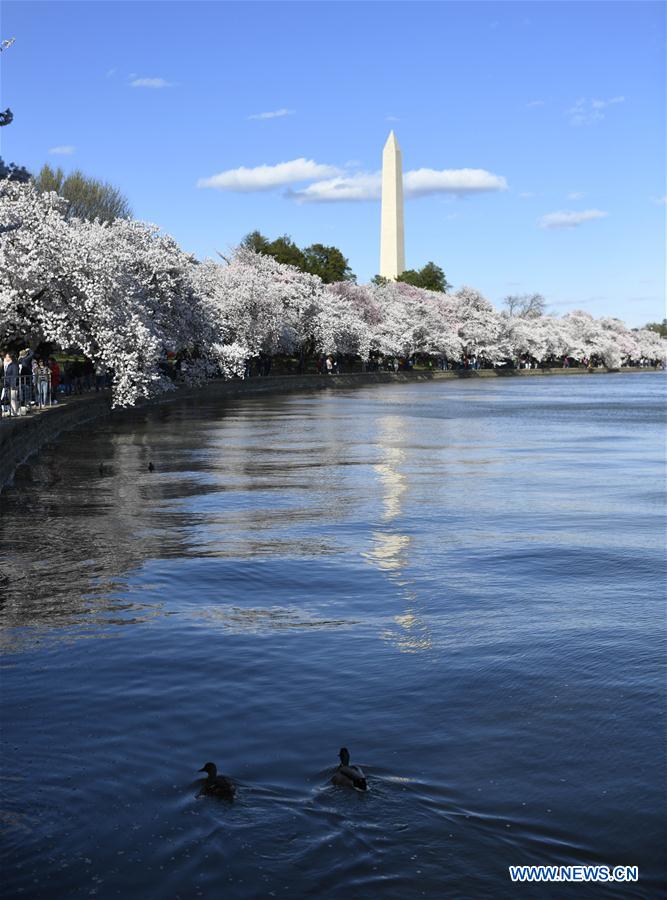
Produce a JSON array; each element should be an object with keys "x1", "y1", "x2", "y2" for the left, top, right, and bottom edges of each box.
[{"x1": 1, "y1": 374, "x2": 665, "y2": 899}]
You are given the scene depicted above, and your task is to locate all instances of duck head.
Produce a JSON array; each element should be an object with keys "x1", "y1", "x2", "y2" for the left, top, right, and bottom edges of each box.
[
  {"x1": 199, "y1": 762, "x2": 217, "y2": 778},
  {"x1": 339, "y1": 747, "x2": 350, "y2": 766}
]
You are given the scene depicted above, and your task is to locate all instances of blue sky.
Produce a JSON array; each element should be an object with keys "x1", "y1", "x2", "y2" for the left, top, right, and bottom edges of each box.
[{"x1": 1, "y1": 0, "x2": 665, "y2": 325}]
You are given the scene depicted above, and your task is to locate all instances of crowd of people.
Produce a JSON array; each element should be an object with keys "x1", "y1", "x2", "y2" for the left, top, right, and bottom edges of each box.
[
  {"x1": 3, "y1": 343, "x2": 664, "y2": 420},
  {"x1": 0, "y1": 350, "x2": 111, "y2": 418}
]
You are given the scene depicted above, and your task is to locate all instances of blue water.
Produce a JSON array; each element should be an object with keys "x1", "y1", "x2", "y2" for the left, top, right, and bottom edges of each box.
[{"x1": 1, "y1": 374, "x2": 665, "y2": 899}]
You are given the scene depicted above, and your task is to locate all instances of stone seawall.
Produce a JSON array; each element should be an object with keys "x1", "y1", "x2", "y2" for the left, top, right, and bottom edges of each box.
[
  {"x1": 0, "y1": 394, "x2": 112, "y2": 491},
  {"x1": 0, "y1": 366, "x2": 656, "y2": 491}
]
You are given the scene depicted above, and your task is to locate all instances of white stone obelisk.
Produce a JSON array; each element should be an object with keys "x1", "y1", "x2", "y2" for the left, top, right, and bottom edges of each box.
[{"x1": 380, "y1": 131, "x2": 405, "y2": 280}]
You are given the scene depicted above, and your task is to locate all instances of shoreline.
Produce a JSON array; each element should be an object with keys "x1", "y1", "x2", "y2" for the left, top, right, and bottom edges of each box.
[{"x1": 0, "y1": 366, "x2": 659, "y2": 491}]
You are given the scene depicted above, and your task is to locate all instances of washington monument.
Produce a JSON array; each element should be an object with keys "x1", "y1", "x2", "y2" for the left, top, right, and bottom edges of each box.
[{"x1": 380, "y1": 131, "x2": 405, "y2": 280}]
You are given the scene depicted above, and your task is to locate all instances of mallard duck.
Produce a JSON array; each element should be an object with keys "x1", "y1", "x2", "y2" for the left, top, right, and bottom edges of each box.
[
  {"x1": 331, "y1": 747, "x2": 367, "y2": 791},
  {"x1": 198, "y1": 762, "x2": 236, "y2": 799}
]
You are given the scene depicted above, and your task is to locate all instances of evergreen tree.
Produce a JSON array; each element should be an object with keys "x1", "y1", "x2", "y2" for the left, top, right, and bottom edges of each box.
[
  {"x1": 397, "y1": 261, "x2": 449, "y2": 292},
  {"x1": 241, "y1": 231, "x2": 355, "y2": 283},
  {"x1": 0, "y1": 157, "x2": 32, "y2": 183}
]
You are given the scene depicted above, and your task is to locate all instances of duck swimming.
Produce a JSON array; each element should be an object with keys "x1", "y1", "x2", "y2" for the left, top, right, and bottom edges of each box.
[
  {"x1": 198, "y1": 762, "x2": 236, "y2": 799},
  {"x1": 331, "y1": 747, "x2": 367, "y2": 791}
]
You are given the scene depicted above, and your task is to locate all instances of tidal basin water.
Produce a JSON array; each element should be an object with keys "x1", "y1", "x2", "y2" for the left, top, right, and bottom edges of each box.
[{"x1": 1, "y1": 374, "x2": 665, "y2": 899}]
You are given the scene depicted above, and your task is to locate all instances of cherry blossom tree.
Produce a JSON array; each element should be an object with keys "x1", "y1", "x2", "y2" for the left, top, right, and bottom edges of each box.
[
  {"x1": 318, "y1": 282, "x2": 374, "y2": 358},
  {"x1": 634, "y1": 327, "x2": 667, "y2": 363},
  {"x1": 450, "y1": 286, "x2": 503, "y2": 362},
  {"x1": 194, "y1": 246, "x2": 326, "y2": 363},
  {"x1": 560, "y1": 311, "x2": 606, "y2": 361},
  {"x1": 0, "y1": 181, "x2": 214, "y2": 406},
  {"x1": 2, "y1": 181, "x2": 664, "y2": 411}
]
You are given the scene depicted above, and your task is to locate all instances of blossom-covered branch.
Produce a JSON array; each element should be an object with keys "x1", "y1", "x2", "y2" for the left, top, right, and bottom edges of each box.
[{"x1": 1, "y1": 182, "x2": 664, "y2": 407}]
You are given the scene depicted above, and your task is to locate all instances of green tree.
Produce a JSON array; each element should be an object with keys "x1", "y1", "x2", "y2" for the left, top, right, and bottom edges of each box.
[
  {"x1": 371, "y1": 274, "x2": 389, "y2": 287},
  {"x1": 0, "y1": 157, "x2": 31, "y2": 183},
  {"x1": 302, "y1": 243, "x2": 355, "y2": 283},
  {"x1": 645, "y1": 318, "x2": 667, "y2": 338},
  {"x1": 242, "y1": 231, "x2": 355, "y2": 282},
  {"x1": 33, "y1": 164, "x2": 132, "y2": 222},
  {"x1": 265, "y1": 235, "x2": 307, "y2": 270},
  {"x1": 241, "y1": 230, "x2": 270, "y2": 254},
  {"x1": 397, "y1": 261, "x2": 450, "y2": 292}
]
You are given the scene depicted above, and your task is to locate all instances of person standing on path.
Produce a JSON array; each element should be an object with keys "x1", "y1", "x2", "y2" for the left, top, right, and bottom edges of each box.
[
  {"x1": 3, "y1": 351, "x2": 19, "y2": 416},
  {"x1": 36, "y1": 359, "x2": 51, "y2": 408},
  {"x1": 17, "y1": 348, "x2": 34, "y2": 407},
  {"x1": 49, "y1": 358, "x2": 61, "y2": 403}
]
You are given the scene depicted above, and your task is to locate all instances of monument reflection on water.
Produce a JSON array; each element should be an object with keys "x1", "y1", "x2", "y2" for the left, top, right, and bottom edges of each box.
[{"x1": 1, "y1": 374, "x2": 664, "y2": 898}]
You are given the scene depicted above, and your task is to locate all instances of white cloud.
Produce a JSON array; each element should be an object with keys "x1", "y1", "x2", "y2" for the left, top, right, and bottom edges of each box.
[
  {"x1": 386, "y1": 115, "x2": 400, "y2": 122},
  {"x1": 106, "y1": 68, "x2": 116, "y2": 78},
  {"x1": 290, "y1": 166, "x2": 508, "y2": 202},
  {"x1": 130, "y1": 77, "x2": 173, "y2": 89},
  {"x1": 567, "y1": 191, "x2": 584, "y2": 200},
  {"x1": 404, "y1": 167, "x2": 508, "y2": 197},
  {"x1": 197, "y1": 158, "x2": 341, "y2": 191},
  {"x1": 650, "y1": 195, "x2": 667, "y2": 205},
  {"x1": 48, "y1": 145, "x2": 75, "y2": 155},
  {"x1": 198, "y1": 151, "x2": 507, "y2": 203},
  {"x1": 519, "y1": 192, "x2": 535, "y2": 199},
  {"x1": 591, "y1": 95, "x2": 625, "y2": 110},
  {"x1": 248, "y1": 108, "x2": 294, "y2": 120},
  {"x1": 290, "y1": 172, "x2": 381, "y2": 202},
  {"x1": 538, "y1": 209, "x2": 608, "y2": 229},
  {"x1": 526, "y1": 100, "x2": 544, "y2": 108},
  {"x1": 568, "y1": 96, "x2": 624, "y2": 126}
]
